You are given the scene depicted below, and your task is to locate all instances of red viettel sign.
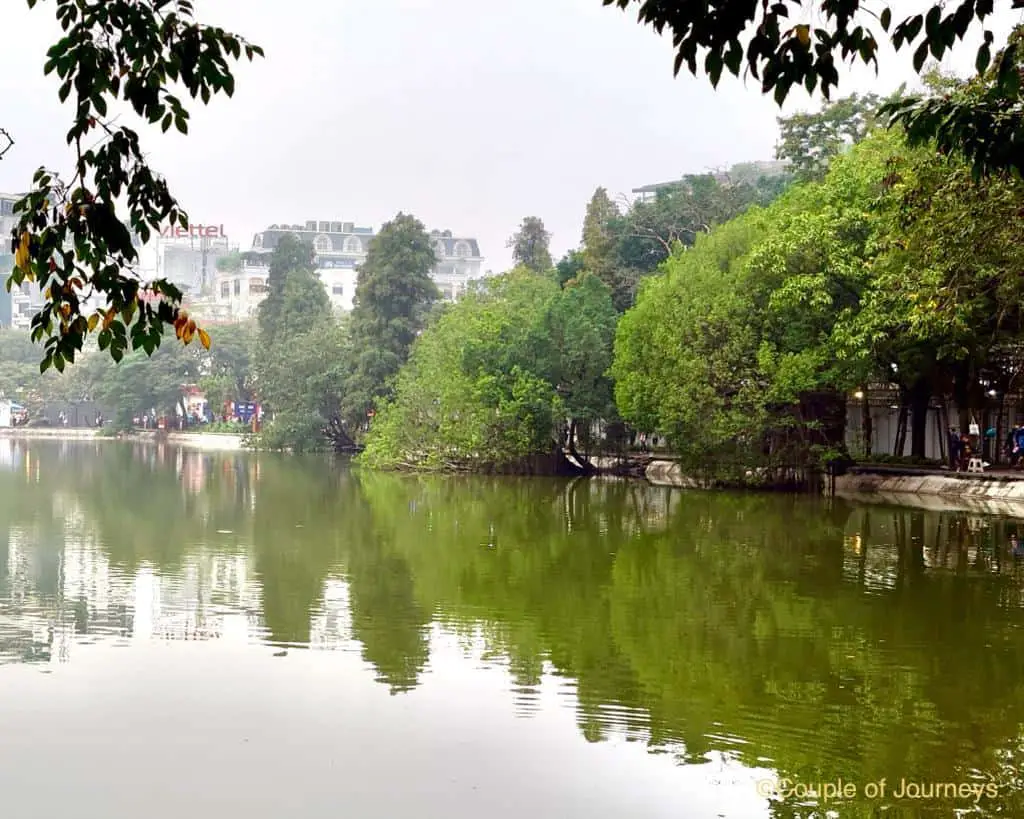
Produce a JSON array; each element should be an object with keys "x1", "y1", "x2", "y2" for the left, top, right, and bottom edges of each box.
[{"x1": 160, "y1": 223, "x2": 227, "y2": 239}]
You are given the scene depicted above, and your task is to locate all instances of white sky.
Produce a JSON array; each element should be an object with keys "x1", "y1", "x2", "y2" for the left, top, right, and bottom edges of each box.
[{"x1": 0, "y1": 0, "x2": 1020, "y2": 271}]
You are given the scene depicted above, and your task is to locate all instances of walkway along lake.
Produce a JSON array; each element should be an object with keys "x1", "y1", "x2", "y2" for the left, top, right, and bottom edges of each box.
[{"x1": 1, "y1": 440, "x2": 1023, "y2": 817}]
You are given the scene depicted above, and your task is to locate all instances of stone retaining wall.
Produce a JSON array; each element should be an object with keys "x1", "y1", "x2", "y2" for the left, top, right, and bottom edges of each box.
[
  {"x1": 645, "y1": 460, "x2": 701, "y2": 488},
  {"x1": 834, "y1": 471, "x2": 1024, "y2": 514}
]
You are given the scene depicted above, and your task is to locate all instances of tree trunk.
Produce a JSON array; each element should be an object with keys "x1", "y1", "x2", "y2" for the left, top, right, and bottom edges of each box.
[
  {"x1": 894, "y1": 393, "x2": 908, "y2": 457},
  {"x1": 566, "y1": 418, "x2": 595, "y2": 473},
  {"x1": 860, "y1": 390, "x2": 872, "y2": 456},
  {"x1": 909, "y1": 382, "x2": 930, "y2": 460}
]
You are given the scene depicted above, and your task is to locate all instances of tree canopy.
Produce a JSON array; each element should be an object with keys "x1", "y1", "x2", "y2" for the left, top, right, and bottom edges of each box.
[
  {"x1": 508, "y1": 216, "x2": 554, "y2": 273},
  {"x1": 361, "y1": 267, "x2": 619, "y2": 470},
  {"x1": 342, "y1": 213, "x2": 439, "y2": 427}
]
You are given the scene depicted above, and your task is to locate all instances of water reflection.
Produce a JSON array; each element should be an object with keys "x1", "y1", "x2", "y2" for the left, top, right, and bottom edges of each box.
[{"x1": 1, "y1": 441, "x2": 1024, "y2": 816}]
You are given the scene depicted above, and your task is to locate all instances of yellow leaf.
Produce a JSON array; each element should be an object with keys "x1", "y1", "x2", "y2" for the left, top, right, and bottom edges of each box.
[
  {"x1": 14, "y1": 232, "x2": 29, "y2": 269},
  {"x1": 794, "y1": 24, "x2": 810, "y2": 46},
  {"x1": 198, "y1": 328, "x2": 211, "y2": 350},
  {"x1": 87, "y1": 313, "x2": 99, "y2": 332}
]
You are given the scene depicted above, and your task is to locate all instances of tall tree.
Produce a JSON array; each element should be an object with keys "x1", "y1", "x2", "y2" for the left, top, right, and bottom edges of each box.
[
  {"x1": 508, "y1": 216, "x2": 553, "y2": 273},
  {"x1": 581, "y1": 188, "x2": 620, "y2": 283},
  {"x1": 344, "y1": 213, "x2": 439, "y2": 426},
  {"x1": 555, "y1": 250, "x2": 586, "y2": 289},
  {"x1": 6, "y1": 0, "x2": 262, "y2": 369},
  {"x1": 256, "y1": 318, "x2": 350, "y2": 453},
  {"x1": 256, "y1": 235, "x2": 322, "y2": 345}
]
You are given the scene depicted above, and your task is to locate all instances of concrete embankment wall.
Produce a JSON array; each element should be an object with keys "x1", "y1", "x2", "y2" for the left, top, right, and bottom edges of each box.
[
  {"x1": 0, "y1": 428, "x2": 101, "y2": 440},
  {"x1": 834, "y1": 471, "x2": 1024, "y2": 515},
  {"x1": 644, "y1": 460, "x2": 1024, "y2": 516},
  {"x1": 0, "y1": 428, "x2": 246, "y2": 451},
  {"x1": 645, "y1": 460, "x2": 701, "y2": 488},
  {"x1": 132, "y1": 431, "x2": 247, "y2": 451}
]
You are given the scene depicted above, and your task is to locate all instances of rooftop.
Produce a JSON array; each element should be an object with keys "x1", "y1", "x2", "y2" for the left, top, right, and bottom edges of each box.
[{"x1": 632, "y1": 160, "x2": 791, "y2": 195}]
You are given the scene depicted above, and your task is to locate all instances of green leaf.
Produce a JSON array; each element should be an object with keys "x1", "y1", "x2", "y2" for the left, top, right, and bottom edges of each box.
[{"x1": 976, "y1": 43, "x2": 991, "y2": 75}]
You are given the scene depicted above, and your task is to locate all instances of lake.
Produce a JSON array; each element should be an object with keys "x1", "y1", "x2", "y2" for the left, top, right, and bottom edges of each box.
[{"x1": 1, "y1": 440, "x2": 1023, "y2": 818}]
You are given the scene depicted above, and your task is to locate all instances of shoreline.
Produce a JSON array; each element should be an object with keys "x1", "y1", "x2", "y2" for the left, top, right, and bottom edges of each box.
[
  {"x1": 0, "y1": 427, "x2": 247, "y2": 451},
  {"x1": 6, "y1": 434, "x2": 1024, "y2": 512}
]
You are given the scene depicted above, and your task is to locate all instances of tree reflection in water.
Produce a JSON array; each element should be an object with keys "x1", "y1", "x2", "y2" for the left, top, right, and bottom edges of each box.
[{"x1": 0, "y1": 442, "x2": 1023, "y2": 815}]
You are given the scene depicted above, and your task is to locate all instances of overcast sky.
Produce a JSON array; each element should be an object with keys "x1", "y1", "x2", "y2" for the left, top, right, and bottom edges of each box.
[{"x1": 1, "y1": 1, "x2": 1019, "y2": 271}]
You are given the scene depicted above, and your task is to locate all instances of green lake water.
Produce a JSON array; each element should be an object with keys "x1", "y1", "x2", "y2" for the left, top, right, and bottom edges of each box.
[{"x1": 1, "y1": 440, "x2": 1023, "y2": 818}]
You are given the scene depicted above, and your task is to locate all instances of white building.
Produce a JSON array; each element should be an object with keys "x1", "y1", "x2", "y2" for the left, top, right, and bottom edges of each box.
[
  {"x1": 213, "y1": 220, "x2": 487, "y2": 319},
  {"x1": 428, "y1": 230, "x2": 485, "y2": 301},
  {"x1": 152, "y1": 223, "x2": 233, "y2": 297}
]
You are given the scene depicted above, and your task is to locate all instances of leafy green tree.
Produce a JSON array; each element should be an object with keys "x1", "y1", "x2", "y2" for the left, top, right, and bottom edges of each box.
[
  {"x1": 545, "y1": 272, "x2": 618, "y2": 455},
  {"x1": 198, "y1": 321, "x2": 256, "y2": 416},
  {"x1": 257, "y1": 234, "x2": 321, "y2": 345},
  {"x1": 555, "y1": 249, "x2": 586, "y2": 289},
  {"x1": 91, "y1": 340, "x2": 199, "y2": 427},
  {"x1": 581, "y1": 188, "x2": 620, "y2": 282},
  {"x1": 887, "y1": 25, "x2": 1024, "y2": 179},
  {"x1": 215, "y1": 251, "x2": 243, "y2": 274},
  {"x1": 344, "y1": 213, "x2": 439, "y2": 427},
  {"x1": 256, "y1": 319, "x2": 350, "y2": 452},
  {"x1": 253, "y1": 238, "x2": 338, "y2": 450},
  {"x1": 614, "y1": 173, "x2": 771, "y2": 305},
  {"x1": 5, "y1": 0, "x2": 262, "y2": 369},
  {"x1": 613, "y1": 211, "x2": 769, "y2": 477},
  {"x1": 508, "y1": 216, "x2": 553, "y2": 273},
  {"x1": 361, "y1": 269, "x2": 563, "y2": 470},
  {"x1": 0, "y1": 331, "x2": 52, "y2": 409}
]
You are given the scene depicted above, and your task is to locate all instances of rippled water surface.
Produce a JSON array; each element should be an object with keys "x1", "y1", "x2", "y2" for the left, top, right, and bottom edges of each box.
[{"x1": 2, "y1": 440, "x2": 1024, "y2": 818}]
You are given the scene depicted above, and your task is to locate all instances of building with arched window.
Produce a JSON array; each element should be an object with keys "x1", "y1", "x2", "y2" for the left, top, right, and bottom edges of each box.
[
  {"x1": 428, "y1": 230, "x2": 485, "y2": 301},
  {"x1": 227, "y1": 220, "x2": 487, "y2": 315}
]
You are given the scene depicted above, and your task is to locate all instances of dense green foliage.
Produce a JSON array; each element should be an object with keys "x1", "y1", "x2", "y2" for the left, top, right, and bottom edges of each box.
[
  {"x1": 614, "y1": 122, "x2": 1024, "y2": 471},
  {"x1": 361, "y1": 268, "x2": 617, "y2": 470},
  {"x1": 342, "y1": 214, "x2": 439, "y2": 428},
  {"x1": 6, "y1": 77, "x2": 1024, "y2": 470},
  {"x1": 507, "y1": 216, "x2": 553, "y2": 274}
]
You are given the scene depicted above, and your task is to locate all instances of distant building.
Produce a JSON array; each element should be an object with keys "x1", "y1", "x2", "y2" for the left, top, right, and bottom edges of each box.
[
  {"x1": 156, "y1": 224, "x2": 232, "y2": 297},
  {"x1": 428, "y1": 230, "x2": 484, "y2": 301},
  {"x1": 1, "y1": 194, "x2": 19, "y2": 327},
  {"x1": 0, "y1": 192, "x2": 134, "y2": 329},
  {"x1": 632, "y1": 159, "x2": 791, "y2": 202},
  {"x1": 219, "y1": 219, "x2": 487, "y2": 318},
  {"x1": 214, "y1": 260, "x2": 270, "y2": 321},
  {"x1": 244, "y1": 219, "x2": 372, "y2": 314},
  {"x1": 0, "y1": 192, "x2": 36, "y2": 329}
]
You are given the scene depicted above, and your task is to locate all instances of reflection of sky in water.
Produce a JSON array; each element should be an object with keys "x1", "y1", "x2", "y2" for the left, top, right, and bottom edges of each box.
[{"x1": 0, "y1": 522, "x2": 770, "y2": 818}]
